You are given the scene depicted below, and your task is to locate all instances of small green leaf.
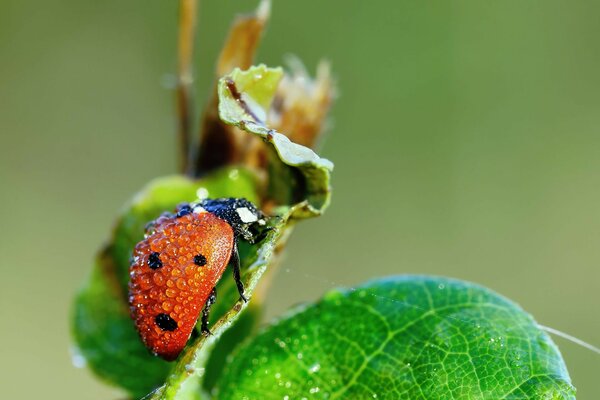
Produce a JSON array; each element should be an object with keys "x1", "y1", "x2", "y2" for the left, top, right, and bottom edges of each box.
[
  {"x1": 218, "y1": 64, "x2": 333, "y2": 217},
  {"x1": 216, "y1": 276, "x2": 576, "y2": 400},
  {"x1": 73, "y1": 250, "x2": 171, "y2": 398},
  {"x1": 72, "y1": 169, "x2": 261, "y2": 397}
]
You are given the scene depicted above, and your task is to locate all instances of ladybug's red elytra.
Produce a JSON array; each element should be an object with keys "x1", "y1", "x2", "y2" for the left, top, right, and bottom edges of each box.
[{"x1": 128, "y1": 198, "x2": 267, "y2": 361}]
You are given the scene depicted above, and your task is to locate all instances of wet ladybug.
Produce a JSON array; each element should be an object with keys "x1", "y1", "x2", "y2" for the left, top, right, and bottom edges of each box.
[{"x1": 128, "y1": 198, "x2": 267, "y2": 361}]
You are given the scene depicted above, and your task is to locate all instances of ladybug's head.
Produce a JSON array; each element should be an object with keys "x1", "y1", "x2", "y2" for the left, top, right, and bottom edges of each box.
[{"x1": 190, "y1": 198, "x2": 267, "y2": 243}]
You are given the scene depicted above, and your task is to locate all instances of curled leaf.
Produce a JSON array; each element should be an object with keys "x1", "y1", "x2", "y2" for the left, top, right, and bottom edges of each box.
[
  {"x1": 218, "y1": 65, "x2": 333, "y2": 217},
  {"x1": 271, "y1": 57, "x2": 335, "y2": 148}
]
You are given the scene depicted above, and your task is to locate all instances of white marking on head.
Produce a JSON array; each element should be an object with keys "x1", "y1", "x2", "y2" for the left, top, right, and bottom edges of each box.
[
  {"x1": 236, "y1": 207, "x2": 258, "y2": 223},
  {"x1": 258, "y1": 218, "x2": 266, "y2": 226}
]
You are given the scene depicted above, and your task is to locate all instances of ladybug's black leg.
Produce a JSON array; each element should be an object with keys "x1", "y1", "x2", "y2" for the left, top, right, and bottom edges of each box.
[
  {"x1": 231, "y1": 239, "x2": 248, "y2": 302},
  {"x1": 190, "y1": 326, "x2": 201, "y2": 340},
  {"x1": 200, "y1": 287, "x2": 217, "y2": 336}
]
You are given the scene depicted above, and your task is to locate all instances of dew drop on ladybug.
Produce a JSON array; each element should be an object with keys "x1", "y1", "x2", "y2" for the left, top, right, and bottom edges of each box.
[{"x1": 128, "y1": 198, "x2": 267, "y2": 361}]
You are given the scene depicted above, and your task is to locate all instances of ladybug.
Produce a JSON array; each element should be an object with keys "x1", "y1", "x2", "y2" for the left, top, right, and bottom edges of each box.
[{"x1": 128, "y1": 198, "x2": 267, "y2": 361}]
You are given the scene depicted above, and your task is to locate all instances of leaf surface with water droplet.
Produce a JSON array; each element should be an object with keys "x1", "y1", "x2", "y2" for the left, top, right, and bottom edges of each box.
[{"x1": 216, "y1": 276, "x2": 575, "y2": 399}]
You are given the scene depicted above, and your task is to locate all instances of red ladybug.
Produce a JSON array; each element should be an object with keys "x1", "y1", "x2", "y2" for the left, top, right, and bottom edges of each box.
[{"x1": 128, "y1": 198, "x2": 267, "y2": 361}]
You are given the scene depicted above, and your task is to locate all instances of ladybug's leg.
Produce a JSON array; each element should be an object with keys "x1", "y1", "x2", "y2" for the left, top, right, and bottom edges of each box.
[
  {"x1": 200, "y1": 287, "x2": 217, "y2": 336},
  {"x1": 231, "y1": 239, "x2": 248, "y2": 302},
  {"x1": 190, "y1": 326, "x2": 201, "y2": 340}
]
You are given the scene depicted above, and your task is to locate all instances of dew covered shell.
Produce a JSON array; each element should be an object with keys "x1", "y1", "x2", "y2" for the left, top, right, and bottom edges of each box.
[{"x1": 128, "y1": 212, "x2": 234, "y2": 360}]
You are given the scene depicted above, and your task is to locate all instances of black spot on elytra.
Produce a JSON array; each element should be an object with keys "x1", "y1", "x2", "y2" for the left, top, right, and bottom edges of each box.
[
  {"x1": 194, "y1": 254, "x2": 207, "y2": 266},
  {"x1": 155, "y1": 313, "x2": 178, "y2": 331},
  {"x1": 148, "y1": 252, "x2": 162, "y2": 269}
]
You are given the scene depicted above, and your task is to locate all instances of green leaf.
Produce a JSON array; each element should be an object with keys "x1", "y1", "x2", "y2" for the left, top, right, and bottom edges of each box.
[
  {"x1": 72, "y1": 168, "x2": 261, "y2": 397},
  {"x1": 216, "y1": 276, "x2": 576, "y2": 400},
  {"x1": 73, "y1": 250, "x2": 171, "y2": 398},
  {"x1": 218, "y1": 64, "x2": 333, "y2": 217}
]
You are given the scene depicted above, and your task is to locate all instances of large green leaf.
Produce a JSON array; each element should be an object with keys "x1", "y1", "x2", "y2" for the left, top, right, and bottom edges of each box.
[{"x1": 216, "y1": 276, "x2": 575, "y2": 400}]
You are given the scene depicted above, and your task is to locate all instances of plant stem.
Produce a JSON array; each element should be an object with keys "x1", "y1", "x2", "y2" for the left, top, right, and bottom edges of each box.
[{"x1": 177, "y1": 0, "x2": 198, "y2": 174}]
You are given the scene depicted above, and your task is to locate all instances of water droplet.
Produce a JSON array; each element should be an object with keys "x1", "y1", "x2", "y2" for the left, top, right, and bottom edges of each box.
[
  {"x1": 297, "y1": 353, "x2": 303, "y2": 360},
  {"x1": 152, "y1": 273, "x2": 165, "y2": 286},
  {"x1": 309, "y1": 363, "x2": 321, "y2": 374},
  {"x1": 196, "y1": 187, "x2": 209, "y2": 200},
  {"x1": 71, "y1": 352, "x2": 86, "y2": 368},
  {"x1": 438, "y1": 283, "x2": 445, "y2": 290},
  {"x1": 309, "y1": 387, "x2": 320, "y2": 394},
  {"x1": 162, "y1": 301, "x2": 173, "y2": 311},
  {"x1": 185, "y1": 265, "x2": 196, "y2": 276},
  {"x1": 139, "y1": 274, "x2": 152, "y2": 290}
]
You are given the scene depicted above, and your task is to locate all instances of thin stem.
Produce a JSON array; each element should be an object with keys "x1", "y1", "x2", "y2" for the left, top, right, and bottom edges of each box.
[
  {"x1": 176, "y1": 0, "x2": 198, "y2": 174},
  {"x1": 539, "y1": 324, "x2": 600, "y2": 355}
]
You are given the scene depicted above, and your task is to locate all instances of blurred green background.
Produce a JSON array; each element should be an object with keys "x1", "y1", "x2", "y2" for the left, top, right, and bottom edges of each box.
[{"x1": 1, "y1": 0, "x2": 599, "y2": 398}]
